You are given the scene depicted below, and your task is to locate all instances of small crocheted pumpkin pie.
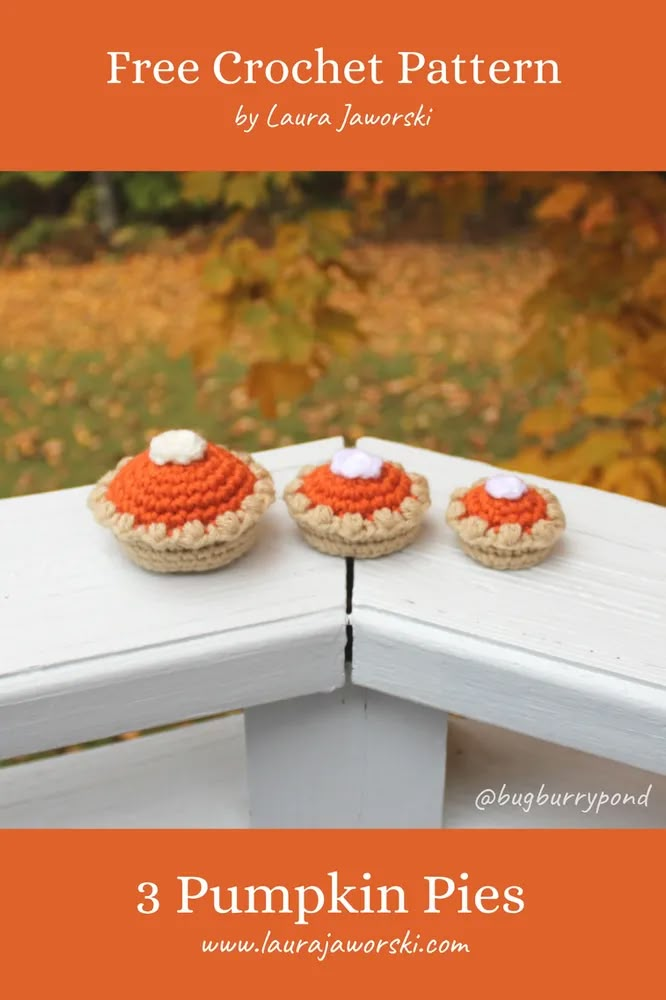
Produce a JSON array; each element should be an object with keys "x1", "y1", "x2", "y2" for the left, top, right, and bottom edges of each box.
[
  {"x1": 446, "y1": 472, "x2": 565, "y2": 570},
  {"x1": 88, "y1": 430, "x2": 275, "y2": 572},
  {"x1": 284, "y1": 447, "x2": 430, "y2": 558}
]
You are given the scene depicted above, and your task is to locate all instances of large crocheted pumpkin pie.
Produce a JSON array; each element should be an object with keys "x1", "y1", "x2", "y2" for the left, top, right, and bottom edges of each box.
[
  {"x1": 446, "y1": 472, "x2": 565, "y2": 570},
  {"x1": 88, "y1": 430, "x2": 275, "y2": 572},
  {"x1": 284, "y1": 447, "x2": 430, "y2": 558}
]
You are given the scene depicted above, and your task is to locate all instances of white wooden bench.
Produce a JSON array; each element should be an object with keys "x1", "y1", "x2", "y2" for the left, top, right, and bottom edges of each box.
[{"x1": 1, "y1": 437, "x2": 664, "y2": 828}]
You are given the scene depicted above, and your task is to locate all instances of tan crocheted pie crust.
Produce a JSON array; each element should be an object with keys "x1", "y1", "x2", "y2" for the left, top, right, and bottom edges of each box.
[
  {"x1": 446, "y1": 478, "x2": 565, "y2": 570},
  {"x1": 88, "y1": 452, "x2": 275, "y2": 573},
  {"x1": 283, "y1": 464, "x2": 431, "y2": 558}
]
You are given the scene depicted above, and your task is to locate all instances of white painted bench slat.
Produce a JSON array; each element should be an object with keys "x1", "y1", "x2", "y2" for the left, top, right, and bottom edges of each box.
[
  {"x1": 1, "y1": 435, "x2": 664, "y2": 826},
  {"x1": 353, "y1": 437, "x2": 666, "y2": 776},
  {"x1": 0, "y1": 438, "x2": 346, "y2": 758},
  {"x1": 245, "y1": 687, "x2": 448, "y2": 828},
  {"x1": 1, "y1": 713, "x2": 663, "y2": 829},
  {"x1": 0, "y1": 716, "x2": 249, "y2": 828}
]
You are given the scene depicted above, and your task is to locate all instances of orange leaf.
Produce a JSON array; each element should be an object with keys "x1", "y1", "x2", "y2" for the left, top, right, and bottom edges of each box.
[
  {"x1": 580, "y1": 196, "x2": 616, "y2": 235},
  {"x1": 535, "y1": 182, "x2": 589, "y2": 222},
  {"x1": 520, "y1": 404, "x2": 574, "y2": 437},
  {"x1": 631, "y1": 222, "x2": 661, "y2": 252},
  {"x1": 579, "y1": 367, "x2": 645, "y2": 418},
  {"x1": 638, "y1": 258, "x2": 666, "y2": 301},
  {"x1": 246, "y1": 362, "x2": 313, "y2": 417},
  {"x1": 598, "y1": 457, "x2": 666, "y2": 503}
]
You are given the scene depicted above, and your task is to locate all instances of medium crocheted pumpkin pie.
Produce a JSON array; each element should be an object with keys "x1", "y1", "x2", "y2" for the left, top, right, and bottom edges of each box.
[
  {"x1": 446, "y1": 472, "x2": 565, "y2": 570},
  {"x1": 284, "y1": 447, "x2": 430, "y2": 558},
  {"x1": 88, "y1": 430, "x2": 275, "y2": 572}
]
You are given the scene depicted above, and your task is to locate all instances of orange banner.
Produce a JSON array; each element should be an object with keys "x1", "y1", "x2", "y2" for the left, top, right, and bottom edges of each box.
[
  {"x1": 1, "y1": 0, "x2": 664, "y2": 168},
  {"x1": 1, "y1": 830, "x2": 661, "y2": 997}
]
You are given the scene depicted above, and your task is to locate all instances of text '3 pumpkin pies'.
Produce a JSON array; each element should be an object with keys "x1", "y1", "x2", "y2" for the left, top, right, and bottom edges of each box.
[
  {"x1": 88, "y1": 430, "x2": 275, "y2": 572},
  {"x1": 284, "y1": 447, "x2": 431, "y2": 558},
  {"x1": 446, "y1": 472, "x2": 565, "y2": 570}
]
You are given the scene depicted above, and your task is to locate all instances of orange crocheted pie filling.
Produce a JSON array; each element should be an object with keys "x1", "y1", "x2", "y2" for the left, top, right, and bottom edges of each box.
[
  {"x1": 461, "y1": 483, "x2": 548, "y2": 533},
  {"x1": 106, "y1": 444, "x2": 257, "y2": 532},
  {"x1": 299, "y1": 462, "x2": 413, "y2": 519}
]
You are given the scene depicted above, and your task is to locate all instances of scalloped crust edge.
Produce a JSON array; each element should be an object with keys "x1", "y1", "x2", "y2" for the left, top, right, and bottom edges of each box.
[
  {"x1": 283, "y1": 462, "x2": 430, "y2": 558},
  {"x1": 87, "y1": 451, "x2": 275, "y2": 560},
  {"x1": 445, "y1": 478, "x2": 565, "y2": 569}
]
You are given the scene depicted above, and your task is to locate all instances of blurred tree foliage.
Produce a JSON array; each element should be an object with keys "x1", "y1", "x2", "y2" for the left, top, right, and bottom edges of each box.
[
  {"x1": 177, "y1": 170, "x2": 665, "y2": 501},
  {"x1": 173, "y1": 172, "x2": 368, "y2": 416},
  {"x1": 0, "y1": 171, "x2": 207, "y2": 259},
  {"x1": 173, "y1": 170, "x2": 533, "y2": 416},
  {"x1": 1, "y1": 170, "x2": 663, "y2": 502},
  {"x1": 508, "y1": 173, "x2": 666, "y2": 503}
]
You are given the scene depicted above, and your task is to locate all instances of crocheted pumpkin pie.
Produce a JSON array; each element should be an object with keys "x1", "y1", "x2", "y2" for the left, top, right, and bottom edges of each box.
[
  {"x1": 446, "y1": 472, "x2": 565, "y2": 570},
  {"x1": 284, "y1": 446, "x2": 430, "y2": 558},
  {"x1": 88, "y1": 430, "x2": 275, "y2": 572}
]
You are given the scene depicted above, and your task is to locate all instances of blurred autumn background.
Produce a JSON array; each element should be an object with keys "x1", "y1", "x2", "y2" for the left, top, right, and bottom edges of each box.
[{"x1": 1, "y1": 170, "x2": 664, "y2": 504}]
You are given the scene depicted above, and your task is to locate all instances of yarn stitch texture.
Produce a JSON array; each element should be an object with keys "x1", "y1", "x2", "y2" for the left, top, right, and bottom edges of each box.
[
  {"x1": 446, "y1": 477, "x2": 565, "y2": 570},
  {"x1": 460, "y1": 482, "x2": 548, "y2": 532},
  {"x1": 284, "y1": 460, "x2": 430, "y2": 558},
  {"x1": 88, "y1": 445, "x2": 275, "y2": 573},
  {"x1": 106, "y1": 444, "x2": 257, "y2": 531}
]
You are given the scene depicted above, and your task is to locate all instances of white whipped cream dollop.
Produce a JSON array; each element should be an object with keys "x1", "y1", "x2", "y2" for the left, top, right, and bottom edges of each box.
[
  {"x1": 484, "y1": 473, "x2": 528, "y2": 500},
  {"x1": 330, "y1": 447, "x2": 383, "y2": 480},
  {"x1": 149, "y1": 430, "x2": 207, "y2": 466}
]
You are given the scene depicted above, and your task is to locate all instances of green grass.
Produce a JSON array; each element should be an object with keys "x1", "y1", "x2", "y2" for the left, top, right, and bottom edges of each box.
[{"x1": 0, "y1": 344, "x2": 545, "y2": 498}]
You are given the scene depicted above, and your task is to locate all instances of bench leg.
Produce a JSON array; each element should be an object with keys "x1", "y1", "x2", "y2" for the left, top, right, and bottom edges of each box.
[{"x1": 244, "y1": 684, "x2": 447, "y2": 828}]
